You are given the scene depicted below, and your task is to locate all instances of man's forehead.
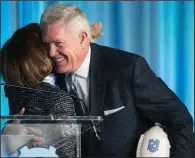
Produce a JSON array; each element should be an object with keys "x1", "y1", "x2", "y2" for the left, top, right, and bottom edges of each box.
[
  {"x1": 42, "y1": 36, "x2": 63, "y2": 43},
  {"x1": 42, "y1": 26, "x2": 72, "y2": 43},
  {"x1": 42, "y1": 27, "x2": 64, "y2": 43}
]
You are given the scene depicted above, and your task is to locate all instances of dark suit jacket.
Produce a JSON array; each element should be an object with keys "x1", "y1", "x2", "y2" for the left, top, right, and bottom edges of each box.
[{"x1": 56, "y1": 43, "x2": 194, "y2": 157}]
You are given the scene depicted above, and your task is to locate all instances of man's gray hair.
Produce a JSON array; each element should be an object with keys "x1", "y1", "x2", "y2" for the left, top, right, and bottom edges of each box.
[{"x1": 40, "y1": 4, "x2": 91, "y2": 39}]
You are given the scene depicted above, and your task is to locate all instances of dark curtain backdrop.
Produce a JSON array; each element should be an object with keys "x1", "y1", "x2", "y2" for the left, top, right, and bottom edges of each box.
[{"x1": 1, "y1": 1, "x2": 194, "y2": 121}]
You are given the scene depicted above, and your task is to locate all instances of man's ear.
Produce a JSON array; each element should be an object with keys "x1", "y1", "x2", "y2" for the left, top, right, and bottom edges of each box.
[{"x1": 79, "y1": 31, "x2": 88, "y2": 45}]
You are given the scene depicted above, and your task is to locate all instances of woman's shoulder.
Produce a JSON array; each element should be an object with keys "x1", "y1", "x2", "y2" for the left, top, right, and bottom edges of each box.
[
  {"x1": 35, "y1": 82, "x2": 71, "y2": 99},
  {"x1": 4, "y1": 85, "x2": 32, "y2": 99},
  {"x1": 4, "y1": 82, "x2": 60, "y2": 100},
  {"x1": 36, "y1": 82, "x2": 60, "y2": 91}
]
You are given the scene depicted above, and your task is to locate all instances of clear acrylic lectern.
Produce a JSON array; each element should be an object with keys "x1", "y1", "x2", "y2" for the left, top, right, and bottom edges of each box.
[{"x1": 1, "y1": 115, "x2": 103, "y2": 157}]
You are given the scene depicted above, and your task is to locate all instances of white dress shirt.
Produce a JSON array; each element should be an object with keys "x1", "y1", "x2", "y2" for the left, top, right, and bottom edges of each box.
[
  {"x1": 66, "y1": 47, "x2": 91, "y2": 110},
  {"x1": 42, "y1": 74, "x2": 56, "y2": 86}
]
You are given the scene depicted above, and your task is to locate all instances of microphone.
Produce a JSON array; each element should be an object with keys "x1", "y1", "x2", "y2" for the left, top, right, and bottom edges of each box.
[{"x1": 0, "y1": 82, "x2": 102, "y2": 140}]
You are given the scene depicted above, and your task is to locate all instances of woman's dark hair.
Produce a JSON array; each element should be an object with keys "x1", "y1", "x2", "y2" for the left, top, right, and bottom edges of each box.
[{"x1": 0, "y1": 23, "x2": 52, "y2": 87}]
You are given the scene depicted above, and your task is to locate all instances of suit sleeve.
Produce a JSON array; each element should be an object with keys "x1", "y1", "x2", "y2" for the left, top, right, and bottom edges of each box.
[{"x1": 132, "y1": 56, "x2": 194, "y2": 158}]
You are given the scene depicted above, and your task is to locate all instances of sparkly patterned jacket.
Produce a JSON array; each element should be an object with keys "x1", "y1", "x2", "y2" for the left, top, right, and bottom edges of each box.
[{"x1": 4, "y1": 82, "x2": 76, "y2": 157}]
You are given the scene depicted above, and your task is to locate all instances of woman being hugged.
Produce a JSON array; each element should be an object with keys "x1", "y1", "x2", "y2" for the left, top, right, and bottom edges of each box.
[{"x1": 0, "y1": 23, "x2": 76, "y2": 157}]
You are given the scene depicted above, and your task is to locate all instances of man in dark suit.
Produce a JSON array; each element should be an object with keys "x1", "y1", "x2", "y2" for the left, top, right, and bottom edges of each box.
[{"x1": 40, "y1": 4, "x2": 194, "y2": 158}]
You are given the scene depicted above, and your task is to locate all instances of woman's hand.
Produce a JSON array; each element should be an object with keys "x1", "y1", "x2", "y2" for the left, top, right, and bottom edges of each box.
[
  {"x1": 2, "y1": 107, "x2": 44, "y2": 151},
  {"x1": 90, "y1": 22, "x2": 104, "y2": 43}
]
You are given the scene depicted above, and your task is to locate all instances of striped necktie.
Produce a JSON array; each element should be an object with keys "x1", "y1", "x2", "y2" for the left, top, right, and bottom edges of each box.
[{"x1": 66, "y1": 73, "x2": 85, "y2": 116}]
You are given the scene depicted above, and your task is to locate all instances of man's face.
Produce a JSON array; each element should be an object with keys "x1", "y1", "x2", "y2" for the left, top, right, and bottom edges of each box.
[{"x1": 42, "y1": 21, "x2": 87, "y2": 73}]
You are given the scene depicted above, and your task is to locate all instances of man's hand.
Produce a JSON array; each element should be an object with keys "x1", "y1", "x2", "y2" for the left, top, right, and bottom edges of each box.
[{"x1": 90, "y1": 22, "x2": 104, "y2": 43}]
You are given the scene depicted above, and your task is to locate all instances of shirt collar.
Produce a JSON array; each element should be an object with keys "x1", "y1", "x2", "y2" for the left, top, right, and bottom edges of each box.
[
  {"x1": 74, "y1": 46, "x2": 91, "y2": 78},
  {"x1": 43, "y1": 74, "x2": 56, "y2": 86}
]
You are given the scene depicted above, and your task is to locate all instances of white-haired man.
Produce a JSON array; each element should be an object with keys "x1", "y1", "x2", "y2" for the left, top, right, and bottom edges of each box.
[{"x1": 38, "y1": 4, "x2": 193, "y2": 157}]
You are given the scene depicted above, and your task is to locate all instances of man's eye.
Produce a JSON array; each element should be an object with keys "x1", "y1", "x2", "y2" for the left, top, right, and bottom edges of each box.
[{"x1": 55, "y1": 42, "x2": 63, "y2": 47}]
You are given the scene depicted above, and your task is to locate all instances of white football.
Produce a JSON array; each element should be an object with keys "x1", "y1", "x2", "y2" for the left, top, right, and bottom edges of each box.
[{"x1": 136, "y1": 125, "x2": 171, "y2": 157}]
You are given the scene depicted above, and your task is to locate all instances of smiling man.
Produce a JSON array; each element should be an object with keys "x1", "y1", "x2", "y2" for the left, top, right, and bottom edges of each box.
[{"x1": 39, "y1": 4, "x2": 194, "y2": 157}]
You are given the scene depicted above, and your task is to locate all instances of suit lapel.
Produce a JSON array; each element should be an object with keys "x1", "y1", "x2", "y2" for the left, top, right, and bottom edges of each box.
[
  {"x1": 89, "y1": 43, "x2": 106, "y2": 117},
  {"x1": 86, "y1": 43, "x2": 106, "y2": 155}
]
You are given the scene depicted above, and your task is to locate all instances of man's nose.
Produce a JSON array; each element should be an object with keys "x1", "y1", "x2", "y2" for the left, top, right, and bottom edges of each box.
[{"x1": 49, "y1": 44, "x2": 57, "y2": 57}]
